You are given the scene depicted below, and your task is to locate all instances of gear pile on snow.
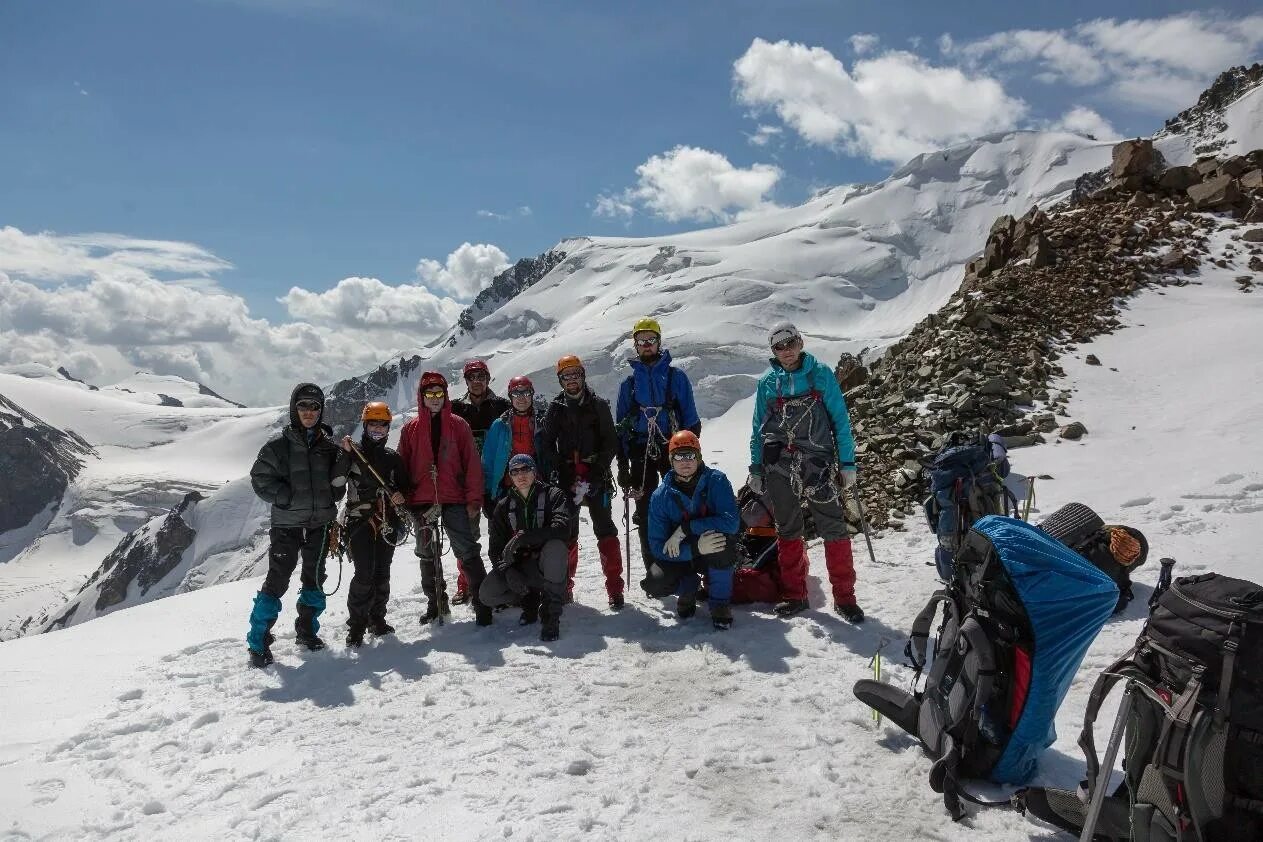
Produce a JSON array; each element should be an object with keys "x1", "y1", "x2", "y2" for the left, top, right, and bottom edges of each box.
[{"x1": 841, "y1": 128, "x2": 1263, "y2": 531}]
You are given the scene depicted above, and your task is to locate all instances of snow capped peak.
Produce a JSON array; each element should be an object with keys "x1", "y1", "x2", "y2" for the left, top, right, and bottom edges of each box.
[{"x1": 99, "y1": 373, "x2": 244, "y2": 409}]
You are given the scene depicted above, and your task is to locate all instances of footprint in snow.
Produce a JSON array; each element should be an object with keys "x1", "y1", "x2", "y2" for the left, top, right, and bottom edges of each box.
[
  {"x1": 1216, "y1": 473, "x2": 1245, "y2": 485},
  {"x1": 1121, "y1": 496, "x2": 1155, "y2": 508}
]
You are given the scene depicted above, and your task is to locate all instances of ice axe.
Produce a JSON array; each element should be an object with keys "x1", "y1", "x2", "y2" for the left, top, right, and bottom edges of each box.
[{"x1": 850, "y1": 476, "x2": 884, "y2": 567}]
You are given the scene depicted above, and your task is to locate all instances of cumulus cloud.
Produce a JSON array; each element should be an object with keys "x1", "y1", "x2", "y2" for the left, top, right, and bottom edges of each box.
[
  {"x1": 414, "y1": 242, "x2": 510, "y2": 299},
  {"x1": 746, "y1": 124, "x2": 783, "y2": 147},
  {"x1": 1053, "y1": 106, "x2": 1121, "y2": 140},
  {"x1": 733, "y1": 38, "x2": 1027, "y2": 163},
  {"x1": 945, "y1": 12, "x2": 1263, "y2": 112},
  {"x1": 596, "y1": 146, "x2": 783, "y2": 224},
  {"x1": 280, "y1": 276, "x2": 463, "y2": 331},
  {"x1": 0, "y1": 228, "x2": 488, "y2": 405}
]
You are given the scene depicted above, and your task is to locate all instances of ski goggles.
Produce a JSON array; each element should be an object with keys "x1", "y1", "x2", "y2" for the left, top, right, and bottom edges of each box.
[
  {"x1": 509, "y1": 388, "x2": 534, "y2": 398},
  {"x1": 421, "y1": 388, "x2": 447, "y2": 399},
  {"x1": 670, "y1": 450, "x2": 700, "y2": 463},
  {"x1": 633, "y1": 337, "x2": 659, "y2": 348},
  {"x1": 770, "y1": 337, "x2": 799, "y2": 352},
  {"x1": 508, "y1": 465, "x2": 536, "y2": 476},
  {"x1": 295, "y1": 400, "x2": 322, "y2": 411}
]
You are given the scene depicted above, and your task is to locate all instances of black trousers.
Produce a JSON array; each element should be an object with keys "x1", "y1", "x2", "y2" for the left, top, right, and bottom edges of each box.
[
  {"x1": 345, "y1": 518, "x2": 395, "y2": 629},
  {"x1": 261, "y1": 525, "x2": 329, "y2": 634},
  {"x1": 629, "y1": 446, "x2": 670, "y2": 571}
]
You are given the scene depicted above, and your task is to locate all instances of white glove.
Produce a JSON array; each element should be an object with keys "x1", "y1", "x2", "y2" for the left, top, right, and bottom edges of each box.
[
  {"x1": 663, "y1": 526, "x2": 686, "y2": 559},
  {"x1": 747, "y1": 473, "x2": 764, "y2": 495},
  {"x1": 573, "y1": 479, "x2": 591, "y2": 505},
  {"x1": 697, "y1": 531, "x2": 727, "y2": 555},
  {"x1": 423, "y1": 504, "x2": 442, "y2": 524},
  {"x1": 841, "y1": 467, "x2": 857, "y2": 490}
]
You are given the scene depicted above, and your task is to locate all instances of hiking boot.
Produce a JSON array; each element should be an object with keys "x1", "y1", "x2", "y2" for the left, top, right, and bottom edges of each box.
[
  {"x1": 541, "y1": 618, "x2": 560, "y2": 641},
  {"x1": 711, "y1": 603, "x2": 733, "y2": 631},
  {"x1": 264, "y1": 632, "x2": 275, "y2": 647},
  {"x1": 295, "y1": 632, "x2": 326, "y2": 652},
  {"x1": 451, "y1": 588, "x2": 471, "y2": 606},
  {"x1": 346, "y1": 627, "x2": 365, "y2": 648},
  {"x1": 609, "y1": 594, "x2": 625, "y2": 611},
  {"x1": 774, "y1": 599, "x2": 810, "y2": 617},
  {"x1": 677, "y1": 594, "x2": 697, "y2": 619},
  {"x1": 836, "y1": 602, "x2": 865, "y2": 623},
  {"x1": 368, "y1": 619, "x2": 395, "y2": 637},
  {"x1": 474, "y1": 604, "x2": 494, "y2": 627},
  {"x1": 423, "y1": 592, "x2": 450, "y2": 623},
  {"x1": 248, "y1": 647, "x2": 274, "y2": 668}
]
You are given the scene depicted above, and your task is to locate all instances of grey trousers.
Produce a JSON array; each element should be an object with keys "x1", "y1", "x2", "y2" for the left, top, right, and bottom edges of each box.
[
  {"x1": 415, "y1": 503, "x2": 487, "y2": 606},
  {"x1": 479, "y1": 538, "x2": 569, "y2": 607},
  {"x1": 766, "y1": 469, "x2": 851, "y2": 541}
]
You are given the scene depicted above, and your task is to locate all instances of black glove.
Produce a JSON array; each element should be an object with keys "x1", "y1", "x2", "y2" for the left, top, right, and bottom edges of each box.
[
  {"x1": 497, "y1": 532, "x2": 523, "y2": 569},
  {"x1": 617, "y1": 464, "x2": 632, "y2": 490}
]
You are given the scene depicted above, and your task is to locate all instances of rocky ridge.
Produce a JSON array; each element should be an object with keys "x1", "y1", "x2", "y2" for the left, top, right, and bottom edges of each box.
[{"x1": 841, "y1": 139, "x2": 1263, "y2": 530}]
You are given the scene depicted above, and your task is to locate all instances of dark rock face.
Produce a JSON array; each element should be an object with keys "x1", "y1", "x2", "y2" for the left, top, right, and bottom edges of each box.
[
  {"x1": 0, "y1": 393, "x2": 95, "y2": 537},
  {"x1": 89, "y1": 491, "x2": 204, "y2": 611},
  {"x1": 1161, "y1": 64, "x2": 1263, "y2": 156},
  {"x1": 454, "y1": 250, "x2": 568, "y2": 336},
  {"x1": 319, "y1": 355, "x2": 425, "y2": 437}
]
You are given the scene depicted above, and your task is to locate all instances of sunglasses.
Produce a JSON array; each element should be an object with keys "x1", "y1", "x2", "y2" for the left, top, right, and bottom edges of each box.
[
  {"x1": 465, "y1": 372, "x2": 490, "y2": 382},
  {"x1": 509, "y1": 388, "x2": 534, "y2": 398},
  {"x1": 295, "y1": 400, "x2": 322, "y2": 411},
  {"x1": 422, "y1": 389, "x2": 446, "y2": 399},
  {"x1": 365, "y1": 420, "x2": 389, "y2": 429},
  {"x1": 559, "y1": 371, "x2": 583, "y2": 382},
  {"x1": 634, "y1": 337, "x2": 659, "y2": 347},
  {"x1": 508, "y1": 466, "x2": 535, "y2": 475},
  {"x1": 771, "y1": 338, "x2": 798, "y2": 352},
  {"x1": 670, "y1": 451, "x2": 700, "y2": 462}
]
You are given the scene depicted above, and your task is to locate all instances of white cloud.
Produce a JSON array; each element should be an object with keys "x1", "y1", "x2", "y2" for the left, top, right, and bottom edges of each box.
[
  {"x1": 477, "y1": 209, "x2": 507, "y2": 220},
  {"x1": 597, "y1": 146, "x2": 783, "y2": 224},
  {"x1": 1053, "y1": 106, "x2": 1121, "y2": 140},
  {"x1": 849, "y1": 33, "x2": 880, "y2": 56},
  {"x1": 0, "y1": 227, "x2": 479, "y2": 405},
  {"x1": 280, "y1": 276, "x2": 462, "y2": 331},
  {"x1": 945, "y1": 12, "x2": 1263, "y2": 113},
  {"x1": 414, "y1": 242, "x2": 510, "y2": 299},
  {"x1": 733, "y1": 38, "x2": 1026, "y2": 163},
  {"x1": 951, "y1": 29, "x2": 1105, "y2": 85},
  {"x1": 476, "y1": 205, "x2": 532, "y2": 221},
  {"x1": 0, "y1": 226, "x2": 232, "y2": 283},
  {"x1": 747, "y1": 124, "x2": 783, "y2": 147}
]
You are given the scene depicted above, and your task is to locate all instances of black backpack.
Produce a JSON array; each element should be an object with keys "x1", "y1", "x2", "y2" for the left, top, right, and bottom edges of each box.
[
  {"x1": 922, "y1": 431, "x2": 1017, "y2": 579},
  {"x1": 1038, "y1": 502, "x2": 1150, "y2": 614},
  {"x1": 1017, "y1": 572, "x2": 1263, "y2": 841}
]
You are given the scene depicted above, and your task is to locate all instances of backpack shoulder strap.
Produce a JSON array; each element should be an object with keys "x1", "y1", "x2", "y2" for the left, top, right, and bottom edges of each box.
[{"x1": 907, "y1": 589, "x2": 957, "y2": 675}]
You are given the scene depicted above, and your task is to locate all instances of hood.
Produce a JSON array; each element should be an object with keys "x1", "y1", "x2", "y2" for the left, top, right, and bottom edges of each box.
[
  {"x1": 288, "y1": 382, "x2": 325, "y2": 429},
  {"x1": 769, "y1": 351, "x2": 818, "y2": 375}
]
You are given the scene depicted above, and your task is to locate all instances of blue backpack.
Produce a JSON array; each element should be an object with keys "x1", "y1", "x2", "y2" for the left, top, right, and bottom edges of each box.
[{"x1": 923, "y1": 432, "x2": 1016, "y2": 579}]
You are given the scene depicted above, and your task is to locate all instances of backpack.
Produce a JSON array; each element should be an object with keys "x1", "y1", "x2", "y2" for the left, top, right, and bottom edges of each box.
[
  {"x1": 854, "y1": 516, "x2": 1118, "y2": 820},
  {"x1": 922, "y1": 432, "x2": 1017, "y2": 580},
  {"x1": 1038, "y1": 501, "x2": 1150, "y2": 614},
  {"x1": 1016, "y1": 572, "x2": 1263, "y2": 842}
]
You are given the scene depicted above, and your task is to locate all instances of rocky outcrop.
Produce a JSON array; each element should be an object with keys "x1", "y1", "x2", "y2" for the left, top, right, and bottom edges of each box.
[
  {"x1": 321, "y1": 355, "x2": 425, "y2": 436},
  {"x1": 454, "y1": 250, "x2": 568, "y2": 336},
  {"x1": 0, "y1": 393, "x2": 95, "y2": 539},
  {"x1": 1160, "y1": 64, "x2": 1263, "y2": 156},
  {"x1": 844, "y1": 138, "x2": 1263, "y2": 530}
]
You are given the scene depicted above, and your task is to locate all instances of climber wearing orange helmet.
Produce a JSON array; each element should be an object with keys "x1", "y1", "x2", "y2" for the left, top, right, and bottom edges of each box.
[
  {"x1": 541, "y1": 354, "x2": 624, "y2": 608},
  {"x1": 336, "y1": 401, "x2": 413, "y2": 647},
  {"x1": 642, "y1": 430, "x2": 738, "y2": 630}
]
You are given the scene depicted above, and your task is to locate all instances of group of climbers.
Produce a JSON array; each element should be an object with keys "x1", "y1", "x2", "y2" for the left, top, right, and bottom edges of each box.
[{"x1": 243, "y1": 317, "x2": 863, "y2": 667}]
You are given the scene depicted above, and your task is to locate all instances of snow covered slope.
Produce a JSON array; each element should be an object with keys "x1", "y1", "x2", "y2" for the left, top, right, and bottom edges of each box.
[
  {"x1": 0, "y1": 221, "x2": 1259, "y2": 839},
  {"x1": 0, "y1": 372, "x2": 275, "y2": 638},
  {"x1": 98, "y1": 372, "x2": 244, "y2": 409},
  {"x1": 420, "y1": 130, "x2": 1117, "y2": 416}
]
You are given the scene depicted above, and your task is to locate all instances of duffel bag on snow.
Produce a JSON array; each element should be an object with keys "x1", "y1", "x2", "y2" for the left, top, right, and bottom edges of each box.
[
  {"x1": 1038, "y1": 501, "x2": 1149, "y2": 614},
  {"x1": 1016, "y1": 571, "x2": 1263, "y2": 842},
  {"x1": 854, "y1": 515, "x2": 1117, "y2": 820}
]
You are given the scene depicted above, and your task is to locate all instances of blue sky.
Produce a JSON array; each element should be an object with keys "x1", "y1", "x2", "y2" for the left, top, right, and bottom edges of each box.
[{"x1": 1, "y1": 1, "x2": 1260, "y2": 401}]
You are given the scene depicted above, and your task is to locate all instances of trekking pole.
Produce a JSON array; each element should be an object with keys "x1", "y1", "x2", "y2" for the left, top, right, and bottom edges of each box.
[
  {"x1": 622, "y1": 490, "x2": 632, "y2": 591},
  {"x1": 849, "y1": 477, "x2": 885, "y2": 567},
  {"x1": 428, "y1": 464, "x2": 447, "y2": 627},
  {"x1": 348, "y1": 442, "x2": 416, "y2": 537},
  {"x1": 1149, "y1": 557, "x2": 1176, "y2": 610},
  {"x1": 1022, "y1": 476, "x2": 1036, "y2": 522},
  {"x1": 869, "y1": 637, "x2": 890, "y2": 724},
  {"x1": 1080, "y1": 686, "x2": 1135, "y2": 842}
]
